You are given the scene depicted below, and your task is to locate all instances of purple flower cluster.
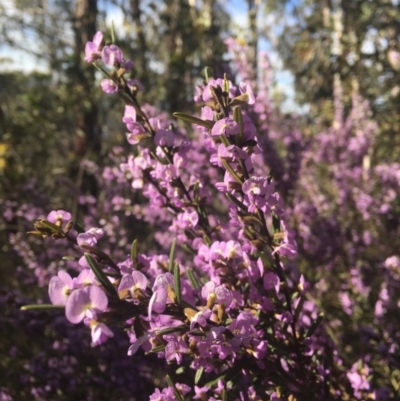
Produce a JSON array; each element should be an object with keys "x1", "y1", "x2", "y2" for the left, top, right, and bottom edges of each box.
[{"x1": 19, "y1": 31, "x2": 394, "y2": 401}]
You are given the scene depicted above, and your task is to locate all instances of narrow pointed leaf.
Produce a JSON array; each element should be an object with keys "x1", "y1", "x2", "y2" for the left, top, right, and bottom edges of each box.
[
  {"x1": 39, "y1": 220, "x2": 64, "y2": 234},
  {"x1": 173, "y1": 112, "x2": 214, "y2": 129},
  {"x1": 226, "y1": 193, "x2": 248, "y2": 212},
  {"x1": 222, "y1": 389, "x2": 228, "y2": 401},
  {"x1": 21, "y1": 304, "x2": 65, "y2": 311},
  {"x1": 84, "y1": 253, "x2": 118, "y2": 297},
  {"x1": 149, "y1": 344, "x2": 166, "y2": 353},
  {"x1": 187, "y1": 268, "x2": 200, "y2": 290},
  {"x1": 173, "y1": 262, "x2": 182, "y2": 305},
  {"x1": 131, "y1": 239, "x2": 138, "y2": 268},
  {"x1": 233, "y1": 106, "x2": 244, "y2": 142},
  {"x1": 204, "y1": 66, "x2": 213, "y2": 82},
  {"x1": 195, "y1": 366, "x2": 204, "y2": 384},
  {"x1": 156, "y1": 324, "x2": 188, "y2": 336},
  {"x1": 168, "y1": 238, "x2": 177, "y2": 272}
]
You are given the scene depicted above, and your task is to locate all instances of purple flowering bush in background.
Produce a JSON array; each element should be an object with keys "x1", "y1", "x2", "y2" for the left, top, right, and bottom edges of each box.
[{"x1": 2, "y1": 28, "x2": 400, "y2": 401}]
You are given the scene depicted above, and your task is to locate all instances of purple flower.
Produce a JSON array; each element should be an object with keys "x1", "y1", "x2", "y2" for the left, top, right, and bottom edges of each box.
[
  {"x1": 101, "y1": 79, "x2": 118, "y2": 93},
  {"x1": 202, "y1": 281, "x2": 233, "y2": 307},
  {"x1": 347, "y1": 362, "x2": 371, "y2": 397},
  {"x1": 127, "y1": 79, "x2": 144, "y2": 91},
  {"x1": 76, "y1": 227, "x2": 104, "y2": 247},
  {"x1": 101, "y1": 44, "x2": 124, "y2": 66},
  {"x1": 48, "y1": 271, "x2": 74, "y2": 305},
  {"x1": 190, "y1": 308, "x2": 212, "y2": 330},
  {"x1": 165, "y1": 337, "x2": 188, "y2": 364},
  {"x1": 154, "y1": 129, "x2": 175, "y2": 147},
  {"x1": 118, "y1": 271, "x2": 148, "y2": 297},
  {"x1": 263, "y1": 272, "x2": 280, "y2": 293},
  {"x1": 75, "y1": 268, "x2": 96, "y2": 286},
  {"x1": 90, "y1": 321, "x2": 114, "y2": 346},
  {"x1": 194, "y1": 385, "x2": 210, "y2": 399},
  {"x1": 239, "y1": 82, "x2": 256, "y2": 105},
  {"x1": 65, "y1": 285, "x2": 108, "y2": 324},
  {"x1": 122, "y1": 105, "x2": 137, "y2": 125},
  {"x1": 211, "y1": 118, "x2": 240, "y2": 137},
  {"x1": 84, "y1": 31, "x2": 103, "y2": 62},
  {"x1": 148, "y1": 286, "x2": 168, "y2": 318},
  {"x1": 46, "y1": 209, "x2": 71, "y2": 225}
]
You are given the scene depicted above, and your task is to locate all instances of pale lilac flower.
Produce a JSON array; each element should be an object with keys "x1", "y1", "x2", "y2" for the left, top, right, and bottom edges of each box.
[
  {"x1": 194, "y1": 385, "x2": 210, "y2": 399},
  {"x1": 127, "y1": 79, "x2": 144, "y2": 91},
  {"x1": 46, "y1": 210, "x2": 71, "y2": 225},
  {"x1": 202, "y1": 281, "x2": 233, "y2": 307},
  {"x1": 165, "y1": 337, "x2": 188, "y2": 364},
  {"x1": 90, "y1": 322, "x2": 114, "y2": 346},
  {"x1": 347, "y1": 362, "x2": 371, "y2": 397},
  {"x1": 77, "y1": 227, "x2": 104, "y2": 247},
  {"x1": 65, "y1": 285, "x2": 108, "y2": 324},
  {"x1": 123, "y1": 59, "x2": 134, "y2": 72},
  {"x1": 211, "y1": 118, "x2": 240, "y2": 137},
  {"x1": 48, "y1": 271, "x2": 74, "y2": 305},
  {"x1": 122, "y1": 105, "x2": 137, "y2": 125},
  {"x1": 118, "y1": 271, "x2": 148, "y2": 294},
  {"x1": 101, "y1": 79, "x2": 118, "y2": 93},
  {"x1": 84, "y1": 31, "x2": 103, "y2": 62},
  {"x1": 239, "y1": 82, "x2": 256, "y2": 105},
  {"x1": 127, "y1": 333, "x2": 152, "y2": 356},
  {"x1": 190, "y1": 308, "x2": 212, "y2": 330},
  {"x1": 154, "y1": 129, "x2": 175, "y2": 147},
  {"x1": 101, "y1": 44, "x2": 124, "y2": 66},
  {"x1": 148, "y1": 287, "x2": 167, "y2": 318},
  {"x1": 263, "y1": 272, "x2": 280, "y2": 293},
  {"x1": 74, "y1": 269, "x2": 96, "y2": 287}
]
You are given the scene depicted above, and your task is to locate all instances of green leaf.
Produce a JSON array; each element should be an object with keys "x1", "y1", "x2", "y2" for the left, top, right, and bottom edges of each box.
[
  {"x1": 156, "y1": 324, "x2": 188, "y2": 336},
  {"x1": 168, "y1": 238, "x2": 177, "y2": 272},
  {"x1": 173, "y1": 112, "x2": 214, "y2": 129},
  {"x1": 39, "y1": 220, "x2": 63, "y2": 234},
  {"x1": 149, "y1": 344, "x2": 166, "y2": 353},
  {"x1": 233, "y1": 106, "x2": 244, "y2": 142},
  {"x1": 173, "y1": 262, "x2": 182, "y2": 305},
  {"x1": 187, "y1": 268, "x2": 201, "y2": 290},
  {"x1": 204, "y1": 66, "x2": 213, "y2": 82},
  {"x1": 131, "y1": 239, "x2": 138, "y2": 268},
  {"x1": 21, "y1": 304, "x2": 65, "y2": 311},
  {"x1": 205, "y1": 373, "x2": 227, "y2": 387},
  {"x1": 226, "y1": 193, "x2": 248, "y2": 213},
  {"x1": 84, "y1": 253, "x2": 118, "y2": 297},
  {"x1": 195, "y1": 366, "x2": 204, "y2": 384},
  {"x1": 221, "y1": 159, "x2": 243, "y2": 184}
]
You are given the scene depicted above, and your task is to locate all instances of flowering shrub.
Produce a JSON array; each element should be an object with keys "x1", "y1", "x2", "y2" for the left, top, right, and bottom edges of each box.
[{"x1": 12, "y1": 31, "x2": 399, "y2": 401}]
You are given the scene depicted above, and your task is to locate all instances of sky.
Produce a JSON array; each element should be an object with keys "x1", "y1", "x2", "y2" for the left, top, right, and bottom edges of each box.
[{"x1": 0, "y1": 0, "x2": 302, "y2": 112}]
